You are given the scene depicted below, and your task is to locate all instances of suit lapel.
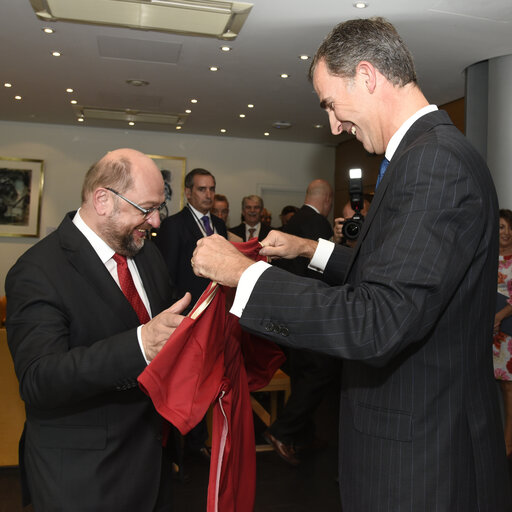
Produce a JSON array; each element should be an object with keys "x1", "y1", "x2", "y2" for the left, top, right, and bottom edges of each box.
[
  {"x1": 58, "y1": 213, "x2": 142, "y2": 328},
  {"x1": 342, "y1": 110, "x2": 453, "y2": 282}
]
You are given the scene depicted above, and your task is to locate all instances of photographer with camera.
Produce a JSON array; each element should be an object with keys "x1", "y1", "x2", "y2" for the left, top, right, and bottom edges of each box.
[{"x1": 334, "y1": 197, "x2": 371, "y2": 247}]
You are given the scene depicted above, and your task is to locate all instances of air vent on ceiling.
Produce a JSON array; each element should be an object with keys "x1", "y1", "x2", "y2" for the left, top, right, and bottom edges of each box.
[
  {"x1": 73, "y1": 106, "x2": 188, "y2": 126},
  {"x1": 30, "y1": 0, "x2": 253, "y2": 40}
]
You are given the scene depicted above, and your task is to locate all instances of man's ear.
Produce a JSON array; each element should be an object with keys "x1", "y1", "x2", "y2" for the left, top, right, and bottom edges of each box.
[
  {"x1": 357, "y1": 61, "x2": 377, "y2": 94},
  {"x1": 93, "y1": 187, "x2": 111, "y2": 216}
]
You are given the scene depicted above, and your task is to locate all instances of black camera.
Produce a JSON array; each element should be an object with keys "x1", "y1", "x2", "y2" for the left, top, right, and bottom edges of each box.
[{"x1": 342, "y1": 168, "x2": 364, "y2": 242}]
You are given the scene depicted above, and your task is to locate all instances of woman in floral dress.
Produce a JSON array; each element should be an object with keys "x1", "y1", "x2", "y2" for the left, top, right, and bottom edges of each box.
[{"x1": 493, "y1": 209, "x2": 512, "y2": 456}]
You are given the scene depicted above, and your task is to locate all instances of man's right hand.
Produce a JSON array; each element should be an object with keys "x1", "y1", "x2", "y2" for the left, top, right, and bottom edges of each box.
[
  {"x1": 141, "y1": 292, "x2": 191, "y2": 362},
  {"x1": 259, "y1": 230, "x2": 318, "y2": 261}
]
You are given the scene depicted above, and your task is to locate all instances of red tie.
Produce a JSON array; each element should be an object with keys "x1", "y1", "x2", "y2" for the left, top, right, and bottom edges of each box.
[
  {"x1": 248, "y1": 228, "x2": 256, "y2": 239},
  {"x1": 112, "y1": 253, "x2": 150, "y2": 324}
]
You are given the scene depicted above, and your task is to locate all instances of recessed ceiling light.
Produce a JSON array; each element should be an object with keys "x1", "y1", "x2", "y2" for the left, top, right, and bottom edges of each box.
[
  {"x1": 220, "y1": 129, "x2": 226, "y2": 133},
  {"x1": 66, "y1": 88, "x2": 74, "y2": 93},
  {"x1": 77, "y1": 117, "x2": 84, "y2": 123},
  {"x1": 280, "y1": 73, "x2": 289, "y2": 78},
  {"x1": 264, "y1": 132, "x2": 270, "y2": 137},
  {"x1": 354, "y1": 2, "x2": 368, "y2": 8},
  {"x1": 14, "y1": 95, "x2": 22, "y2": 100},
  {"x1": 4, "y1": 83, "x2": 12, "y2": 88},
  {"x1": 185, "y1": 109, "x2": 192, "y2": 114},
  {"x1": 299, "y1": 55, "x2": 310, "y2": 60},
  {"x1": 210, "y1": 66, "x2": 218, "y2": 72},
  {"x1": 52, "y1": 51, "x2": 61, "y2": 57},
  {"x1": 70, "y1": 100, "x2": 77, "y2": 104},
  {"x1": 176, "y1": 126, "x2": 182, "y2": 130},
  {"x1": 220, "y1": 46, "x2": 232, "y2": 52},
  {"x1": 128, "y1": 121, "x2": 135, "y2": 126},
  {"x1": 247, "y1": 104, "x2": 254, "y2": 108},
  {"x1": 191, "y1": 99, "x2": 198, "y2": 104},
  {"x1": 43, "y1": 27, "x2": 54, "y2": 34},
  {"x1": 239, "y1": 114, "x2": 246, "y2": 118}
]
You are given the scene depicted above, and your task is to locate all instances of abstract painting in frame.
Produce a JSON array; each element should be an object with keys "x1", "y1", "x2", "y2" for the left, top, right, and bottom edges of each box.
[
  {"x1": 147, "y1": 154, "x2": 186, "y2": 220},
  {"x1": 0, "y1": 157, "x2": 44, "y2": 237}
]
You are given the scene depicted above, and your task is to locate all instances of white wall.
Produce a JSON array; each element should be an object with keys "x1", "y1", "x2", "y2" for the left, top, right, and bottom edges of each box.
[{"x1": 0, "y1": 120, "x2": 335, "y2": 295}]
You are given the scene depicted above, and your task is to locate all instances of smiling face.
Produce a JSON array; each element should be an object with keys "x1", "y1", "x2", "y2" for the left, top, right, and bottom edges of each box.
[
  {"x1": 242, "y1": 198, "x2": 262, "y2": 227},
  {"x1": 101, "y1": 153, "x2": 165, "y2": 258},
  {"x1": 313, "y1": 59, "x2": 384, "y2": 155}
]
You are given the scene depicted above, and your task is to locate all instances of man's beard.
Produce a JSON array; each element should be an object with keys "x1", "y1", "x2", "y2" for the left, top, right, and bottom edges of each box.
[{"x1": 102, "y1": 213, "x2": 147, "y2": 258}]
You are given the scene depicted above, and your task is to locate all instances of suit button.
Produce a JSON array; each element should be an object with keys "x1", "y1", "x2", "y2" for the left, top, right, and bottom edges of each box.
[
  {"x1": 280, "y1": 327, "x2": 289, "y2": 337},
  {"x1": 265, "y1": 322, "x2": 274, "y2": 332},
  {"x1": 272, "y1": 324, "x2": 281, "y2": 334}
]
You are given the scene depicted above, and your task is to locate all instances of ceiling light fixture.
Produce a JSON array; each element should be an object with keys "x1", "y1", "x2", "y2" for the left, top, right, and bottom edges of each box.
[
  {"x1": 191, "y1": 99, "x2": 198, "y2": 104},
  {"x1": 280, "y1": 73, "x2": 289, "y2": 79},
  {"x1": 126, "y1": 79, "x2": 149, "y2": 87},
  {"x1": 220, "y1": 129, "x2": 226, "y2": 133},
  {"x1": 4, "y1": 83, "x2": 12, "y2": 88},
  {"x1": 220, "y1": 46, "x2": 232, "y2": 52},
  {"x1": 30, "y1": 0, "x2": 253, "y2": 41},
  {"x1": 128, "y1": 121, "x2": 135, "y2": 126},
  {"x1": 77, "y1": 117, "x2": 84, "y2": 122},
  {"x1": 185, "y1": 109, "x2": 192, "y2": 114},
  {"x1": 264, "y1": 132, "x2": 269, "y2": 137},
  {"x1": 72, "y1": 106, "x2": 188, "y2": 127},
  {"x1": 210, "y1": 66, "x2": 218, "y2": 71},
  {"x1": 176, "y1": 126, "x2": 182, "y2": 130},
  {"x1": 70, "y1": 100, "x2": 77, "y2": 104},
  {"x1": 52, "y1": 51, "x2": 61, "y2": 57},
  {"x1": 354, "y1": 2, "x2": 368, "y2": 8},
  {"x1": 14, "y1": 96, "x2": 22, "y2": 100},
  {"x1": 299, "y1": 55, "x2": 309, "y2": 60},
  {"x1": 239, "y1": 114, "x2": 245, "y2": 118},
  {"x1": 42, "y1": 27, "x2": 54, "y2": 34},
  {"x1": 247, "y1": 104, "x2": 254, "y2": 108},
  {"x1": 66, "y1": 88, "x2": 74, "y2": 93}
]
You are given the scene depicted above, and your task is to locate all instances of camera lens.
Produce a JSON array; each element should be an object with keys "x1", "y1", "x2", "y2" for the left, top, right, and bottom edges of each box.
[{"x1": 343, "y1": 219, "x2": 361, "y2": 241}]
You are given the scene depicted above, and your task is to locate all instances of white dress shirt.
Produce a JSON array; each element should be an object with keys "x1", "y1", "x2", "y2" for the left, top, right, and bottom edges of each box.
[{"x1": 73, "y1": 209, "x2": 152, "y2": 362}]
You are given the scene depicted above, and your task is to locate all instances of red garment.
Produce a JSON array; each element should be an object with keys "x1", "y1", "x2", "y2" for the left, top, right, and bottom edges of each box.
[{"x1": 138, "y1": 239, "x2": 285, "y2": 512}]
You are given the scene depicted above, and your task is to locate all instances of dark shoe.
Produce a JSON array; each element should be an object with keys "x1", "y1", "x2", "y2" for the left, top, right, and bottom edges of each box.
[{"x1": 263, "y1": 430, "x2": 300, "y2": 466}]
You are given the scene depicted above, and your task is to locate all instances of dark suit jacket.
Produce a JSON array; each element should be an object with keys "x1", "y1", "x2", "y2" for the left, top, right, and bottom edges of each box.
[
  {"x1": 155, "y1": 207, "x2": 227, "y2": 307},
  {"x1": 5, "y1": 212, "x2": 177, "y2": 511},
  {"x1": 229, "y1": 222, "x2": 271, "y2": 242},
  {"x1": 276, "y1": 204, "x2": 333, "y2": 279},
  {"x1": 238, "y1": 110, "x2": 511, "y2": 510}
]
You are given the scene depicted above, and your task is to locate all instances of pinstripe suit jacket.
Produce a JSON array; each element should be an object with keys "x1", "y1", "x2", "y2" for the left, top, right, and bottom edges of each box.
[{"x1": 239, "y1": 110, "x2": 512, "y2": 511}]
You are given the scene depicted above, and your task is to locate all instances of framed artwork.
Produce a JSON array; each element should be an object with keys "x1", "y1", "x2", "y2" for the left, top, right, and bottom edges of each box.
[
  {"x1": 147, "y1": 154, "x2": 186, "y2": 220},
  {"x1": 0, "y1": 157, "x2": 44, "y2": 237}
]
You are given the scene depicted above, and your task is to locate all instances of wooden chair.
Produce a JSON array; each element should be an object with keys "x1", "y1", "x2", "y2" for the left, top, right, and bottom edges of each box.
[{"x1": 251, "y1": 369, "x2": 291, "y2": 452}]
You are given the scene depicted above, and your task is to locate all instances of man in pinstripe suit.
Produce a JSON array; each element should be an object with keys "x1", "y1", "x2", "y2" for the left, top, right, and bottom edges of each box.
[{"x1": 192, "y1": 18, "x2": 512, "y2": 511}]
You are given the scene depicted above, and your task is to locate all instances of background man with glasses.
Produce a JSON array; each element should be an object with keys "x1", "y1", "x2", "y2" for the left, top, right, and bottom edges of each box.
[{"x1": 5, "y1": 148, "x2": 190, "y2": 512}]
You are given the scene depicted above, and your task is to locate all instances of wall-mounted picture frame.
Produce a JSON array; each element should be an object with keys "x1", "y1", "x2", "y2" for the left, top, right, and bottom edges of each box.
[
  {"x1": 0, "y1": 157, "x2": 44, "y2": 237},
  {"x1": 147, "y1": 154, "x2": 186, "y2": 220}
]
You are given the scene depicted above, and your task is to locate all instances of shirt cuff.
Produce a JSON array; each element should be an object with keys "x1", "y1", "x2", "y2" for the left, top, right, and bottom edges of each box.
[
  {"x1": 229, "y1": 260, "x2": 271, "y2": 317},
  {"x1": 308, "y1": 238, "x2": 335, "y2": 273},
  {"x1": 137, "y1": 325, "x2": 150, "y2": 365}
]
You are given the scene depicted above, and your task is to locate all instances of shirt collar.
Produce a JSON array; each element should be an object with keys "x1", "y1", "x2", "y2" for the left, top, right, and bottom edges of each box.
[
  {"x1": 188, "y1": 203, "x2": 210, "y2": 220},
  {"x1": 385, "y1": 104, "x2": 438, "y2": 161},
  {"x1": 305, "y1": 203, "x2": 320, "y2": 214},
  {"x1": 72, "y1": 209, "x2": 115, "y2": 264}
]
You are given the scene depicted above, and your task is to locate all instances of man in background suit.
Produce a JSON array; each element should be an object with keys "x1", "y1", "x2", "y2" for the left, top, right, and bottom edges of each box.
[
  {"x1": 155, "y1": 168, "x2": 227, "y2": 458},
  {"x1": 229, "y1": 194, "x2": 271, "y2": 241},
  {"x1": 5, "y1": 148, "x2": 190, "y2": 511},
  {"x1": 192, "y1": 18, "x2": 512, "y2": 511},
  {"x1": 265, "y1": 179, "x2": 340, "y2": 465}
]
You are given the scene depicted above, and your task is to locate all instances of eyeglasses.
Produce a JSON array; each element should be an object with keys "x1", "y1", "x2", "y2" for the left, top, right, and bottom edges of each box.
[{"x1": 106, "y1": 187, "x2": 166, "y2": 220}]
